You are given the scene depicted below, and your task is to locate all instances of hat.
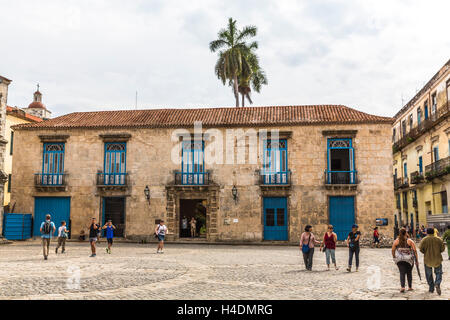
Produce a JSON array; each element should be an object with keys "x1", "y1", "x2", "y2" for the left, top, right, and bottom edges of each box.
[{"x1": 352, "y1": 224, "x2": 358, "y2": 229}]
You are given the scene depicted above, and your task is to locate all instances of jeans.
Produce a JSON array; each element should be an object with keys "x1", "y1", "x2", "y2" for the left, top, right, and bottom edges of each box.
[
  {"x1": 325, "y1": 248, "x2": 336, "y2": 265},
  {"x1": 303, "y1": 248, "x2": 314, "y2": 270},
  {"x1": 42, "y1": 238, "x2": 51, "y2": 258},
  {"x1": 348, "y1": 246, "x2": 360, "y2": 268},
  {"x1": 397, "y1": 261, "x2": 413, "y2": 288},
  {"x1": 424, "y1": 264, "x2": 443, "y2": 292}
]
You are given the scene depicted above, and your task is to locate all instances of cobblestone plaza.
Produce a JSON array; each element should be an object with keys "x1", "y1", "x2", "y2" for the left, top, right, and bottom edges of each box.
[{"x1": 0, "y1": 242, "x2": 448, "y2": 300}]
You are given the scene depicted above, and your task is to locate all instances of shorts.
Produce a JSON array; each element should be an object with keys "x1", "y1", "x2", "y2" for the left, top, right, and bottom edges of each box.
[
  {"x1": 373, "y1": 237, "x2": 380, "y2": 243},
  {"x1": 89, "y1": 237, "x2": 97, "y2": 243},
  {"x1": 157, "y1": 234, "x2": 165, "y2": 242},
  {"x1": 107, "y1": 238, "x2": 113, "y2": 244}
]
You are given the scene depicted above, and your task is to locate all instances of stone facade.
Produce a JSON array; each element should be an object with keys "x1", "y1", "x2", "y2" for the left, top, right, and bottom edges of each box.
[
  {"x1": 11, "y1": 117, "x2": 395, "y2": 243},
  {"x1": 392, "y1": 59, "x2": 450, "y2": 233}
]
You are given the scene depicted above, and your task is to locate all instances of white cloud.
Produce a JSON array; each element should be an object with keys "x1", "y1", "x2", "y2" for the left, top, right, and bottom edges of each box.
[{"x1": 0, "y1": 0, "x2": 449, "y2": 117}]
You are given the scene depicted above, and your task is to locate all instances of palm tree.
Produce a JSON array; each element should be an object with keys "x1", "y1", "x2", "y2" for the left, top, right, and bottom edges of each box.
[
  {"x1": 210, "y1": 18, "x2": 259, "y2": 107},
  {"x1": 238, "y1": 52, "x2": 268, "y2": 107}
]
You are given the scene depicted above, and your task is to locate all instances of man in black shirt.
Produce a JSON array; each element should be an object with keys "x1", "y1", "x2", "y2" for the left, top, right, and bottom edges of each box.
[
  {"x1": 89, "y1": 218, "x2": 99, "y2": 257},
  {"x1": 347, "y1": 224, "x2": 361, "y2": 272}
]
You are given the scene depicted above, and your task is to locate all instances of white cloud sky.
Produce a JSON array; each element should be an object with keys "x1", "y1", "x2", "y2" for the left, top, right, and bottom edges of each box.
[{"x1": 1, "y1": 0, "x2": 449, "y2": 117}]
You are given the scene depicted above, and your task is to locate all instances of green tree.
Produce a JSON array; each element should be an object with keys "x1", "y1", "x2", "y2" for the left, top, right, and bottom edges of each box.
[
  {"x1": 238, "y1": 52, "x2": 268, "y2": 107},
  {"x1": 210, "y1": 18, "x2": 264, "y2": 107}
]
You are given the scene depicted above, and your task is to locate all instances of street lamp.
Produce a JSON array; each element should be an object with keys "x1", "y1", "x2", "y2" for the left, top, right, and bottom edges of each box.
[
  {"x1": 144, "y1": 185, "x2": 150, "y2": 203},
  {"x1": 232, "y1": 185, "x2": 238, "y2": 204}
]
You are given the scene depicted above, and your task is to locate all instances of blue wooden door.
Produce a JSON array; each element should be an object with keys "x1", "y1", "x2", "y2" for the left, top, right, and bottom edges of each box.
[
  {"x1": 329, "y1": 196, "x2": 355, "y2": 240},
  {"x1": 263, "y1": 197, "x2": 288, "y2": 240},
  {"x1": 34, "y1": 197, "x2": 71, "y2": 237}
]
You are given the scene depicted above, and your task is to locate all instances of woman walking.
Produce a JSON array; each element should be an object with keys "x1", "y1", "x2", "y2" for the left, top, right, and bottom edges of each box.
[
  {"x1": 392, "y1": 228, "x2": 418, "y2": 293},
  {"x1": 300, "y1": 225, "x2": 321, "y2": 271},
  {"x1": 346, "y1": 224, "x2": 361, "y2": 272},
  {"x1": 321, "y1": 225, "x2": 338, "y2": 270}
]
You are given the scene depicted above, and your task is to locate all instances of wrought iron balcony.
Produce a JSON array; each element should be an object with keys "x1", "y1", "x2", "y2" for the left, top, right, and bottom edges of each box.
[
  {"x1": 393, "y1": 101, "x2": 450, "y2": 153},
  {"x1": 325, "y1": 170, "x2": 357, "y2": 185},
  {"x1": 175, "y1": 171, "x2": 210, "y2": 186},
  {"x1": 425, "y1": 156, "x2": 450, "y2": 180},
  {"x1": 34, "y1": 173, "x2": 68, "y2": 191},
  {"x1": 96, "y1": 172, "x2": 129, "y2": 187},
  {"x1": 259, "y1": 171, "x2": 291, "y2": 186},
  {"x1": 410, "y1": 171, "x2": 424, "y2": 184}
]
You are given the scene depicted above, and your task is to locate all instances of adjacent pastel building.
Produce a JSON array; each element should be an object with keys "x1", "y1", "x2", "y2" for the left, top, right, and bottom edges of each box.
[
  {"x1": 392, "y1": 59, "x2": 450, "y2": 233},
  {"x1": 11, "y1": 104, "x2": 395, "y2": 243}
]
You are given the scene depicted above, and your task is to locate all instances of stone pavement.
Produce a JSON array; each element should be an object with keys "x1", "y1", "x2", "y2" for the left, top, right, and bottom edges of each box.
[{"x1": 0, "y1": 241, "x2": 448, "y2": 300}]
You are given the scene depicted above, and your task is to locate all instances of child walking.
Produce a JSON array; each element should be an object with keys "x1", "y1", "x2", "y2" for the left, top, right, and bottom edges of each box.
[{"x1": 55, "y1": 221, "x2": 68, "y2": 254}]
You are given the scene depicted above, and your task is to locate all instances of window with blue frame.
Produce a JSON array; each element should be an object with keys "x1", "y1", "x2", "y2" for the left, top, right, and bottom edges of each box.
[
  {"x1": 180, "y1": 140, "x2": 206, "y2": 185},
  {"x1": 417, "y1": 108, "x2": 422, "y2": 125},
  {"x1": 433, "y1": 146, "x2": 439, "y2": 162},
  {"x1": 42, "y1": 143, "x2": 65, "y2": 185},
  {"x1": 262, "y1": 139, "x2": 289, "y2": 184},
  {"x1": 326, "y1": 138, "x2": 356, "y2": 184},
  {"x1": 418, "y1": 156, "x2": 423, "y2": 175},
  {"x1": 103, "y1": 142, "x2": 127, "y2": 185}
]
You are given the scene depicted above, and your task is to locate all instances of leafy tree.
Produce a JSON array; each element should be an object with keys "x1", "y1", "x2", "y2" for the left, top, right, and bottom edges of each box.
[{"x1": 210, "y1": 18, "x2": 266, "y2": 107}]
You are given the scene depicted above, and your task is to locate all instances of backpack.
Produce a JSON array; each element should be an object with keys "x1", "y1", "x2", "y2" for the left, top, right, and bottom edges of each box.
[
  {"x1": 302, "y1": 234, "x2": 311, "y2": 254},
  {"x1": 42, "y1": 221, "x2": 52, "y2": 235}
]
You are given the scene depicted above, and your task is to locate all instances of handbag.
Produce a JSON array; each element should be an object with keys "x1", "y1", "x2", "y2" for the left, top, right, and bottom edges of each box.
[{"x1": 302, "y1": 234, "x2": 311, "y2": 254}]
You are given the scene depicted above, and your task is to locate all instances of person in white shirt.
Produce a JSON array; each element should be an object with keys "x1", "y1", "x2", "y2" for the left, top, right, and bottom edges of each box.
[
  {"x1": 55, "y1": 221, "x2": 68, "y2": 254},
  {"x1": 155, "y1": 220, "x2": 168, "y2": 253}
]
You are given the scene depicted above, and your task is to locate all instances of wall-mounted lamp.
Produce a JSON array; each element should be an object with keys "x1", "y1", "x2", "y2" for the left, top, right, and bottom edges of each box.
[
  {"x1": 232, "y1": 185, "x2": 238, "y2": 204},
  {"x1": 144, "y1": 185, "x2": 150, "y2": 204}
]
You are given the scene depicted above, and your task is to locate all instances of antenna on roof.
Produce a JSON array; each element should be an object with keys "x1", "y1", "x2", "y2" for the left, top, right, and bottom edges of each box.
[{"x1": 135, "y1": 91, "x2": 138, "y2": 110}]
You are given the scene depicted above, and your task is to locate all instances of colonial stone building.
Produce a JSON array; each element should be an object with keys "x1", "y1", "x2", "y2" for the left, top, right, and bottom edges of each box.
[
  {"x1": 4, "y1": 106, "x2": 42, "y2": 206},
  {"x1": 12, "y1": 105, "x2": 394, "y2": 243},
  {"x1": 392, "y1": 59, "x2": 450, "y2": 234}
]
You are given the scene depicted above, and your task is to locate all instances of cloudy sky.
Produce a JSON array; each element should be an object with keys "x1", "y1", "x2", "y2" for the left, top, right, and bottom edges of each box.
[{"x1": 1, "y1": 0, "x2": 449, "y2": 117}]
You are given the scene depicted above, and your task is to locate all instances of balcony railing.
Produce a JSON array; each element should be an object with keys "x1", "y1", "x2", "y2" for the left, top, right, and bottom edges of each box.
[
  {"x1": 175, "y1": 172, "x2": 210, "y2": 186},
  {"x1": 35, "y1": 173, "x2": 67, "y2": 186},
  {"x1": 410, "y1": 171, "x2": 424, "y2": 184},
  {"x1": 425, "y1": 156, "x2": 450, "y2": 180},
  {"x1": 393, "y1": 101, "x2": 450, "y2": 152},
  {"x1": 97, "y1": 172, "x2": 129, "y2": 186},
  {"x1": 260, "y1": 171, "x2": 291, "y2": 185},
  {"x1": 325, "y1": 170, "x2": 357, "y2": 184}
]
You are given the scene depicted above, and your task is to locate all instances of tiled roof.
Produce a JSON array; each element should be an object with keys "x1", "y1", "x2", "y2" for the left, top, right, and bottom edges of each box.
[
  {"x1": 13, "y1": 105, "x2": 393, "y2": 130},
  {"x1": 7, "y1": 106, "x2": 43, "y2": 123}
]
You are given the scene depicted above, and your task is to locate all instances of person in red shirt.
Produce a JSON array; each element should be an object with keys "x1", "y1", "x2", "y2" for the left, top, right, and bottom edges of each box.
[{"x1": 373, "y1": 227, "x2": 380, "y2": 248}]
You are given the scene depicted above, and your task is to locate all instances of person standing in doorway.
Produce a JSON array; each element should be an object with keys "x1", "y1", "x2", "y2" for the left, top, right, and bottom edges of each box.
[
  {"x1": 89, "y1": 218, "x2": 99, "y2": 257},
  {"x1": 40, "y1": 214, "x2": 56, "y2": 260},
  {"x1": 373, "y1": 227, "x2": 380, "y2": 248},
  {"x1": 346, "y1": 224, "x2": 361, "y2": 272},
  {"x1": 190, "y1": 217, "x2": 197, "y2": 238},
  {"x1": 55, "y1": 221, "x2": 68, "y2": 254},
  {"x1": 181, "y1": 216, "x2": 188, "y2": 237},
  {"x1": 442, "y1": 225, "x2": 450, "y2": 260},
  {"x1": 300, "y1": 225, "x2": 321, "y2": 271},
  {"x1": 155, "y1": 220, "x2": 168, "y2": 254},
  {"x1": 392, "y1": 228, "x2": 418, "y2": 293},
  {"x1": 419, "y1": 228, "x2": 445, "y2": 295},
  {"x1": 103, "y1": 220, "x2": 116, "y2": 254},
  {"x1": 320, "y1": 225, "x2": 338, "y2": 270}
]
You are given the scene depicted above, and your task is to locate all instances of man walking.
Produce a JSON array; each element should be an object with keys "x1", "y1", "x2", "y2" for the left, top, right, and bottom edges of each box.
[
  {"x1": 40, "y1": 214, "x2": 56, "y2": 260},
  {"x1": 347, "y1": 224, "x2": 361, "y2": 272},
  {"x1": 419, "y1": 228, "x2": 445, "y2": 295},
  {"x1": 443, "y1": 225, "x2": 450, "y2": 260},
  {"x1": 102, "y1": 220, "x2": 116, "y2": 254},
  {"x1": 89, "y1": 218, "x2": 99, "y2": 257}
]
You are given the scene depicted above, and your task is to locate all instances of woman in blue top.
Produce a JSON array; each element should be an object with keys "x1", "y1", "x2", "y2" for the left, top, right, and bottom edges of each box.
[{"x1": 102, "y1": 220, "x2": 116, "y2": 254}]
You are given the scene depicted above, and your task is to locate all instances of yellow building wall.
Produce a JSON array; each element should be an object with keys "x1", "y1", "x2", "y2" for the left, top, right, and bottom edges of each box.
[{"x1": 4, "y1": 115, "x2": 32, "y2": 205}]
